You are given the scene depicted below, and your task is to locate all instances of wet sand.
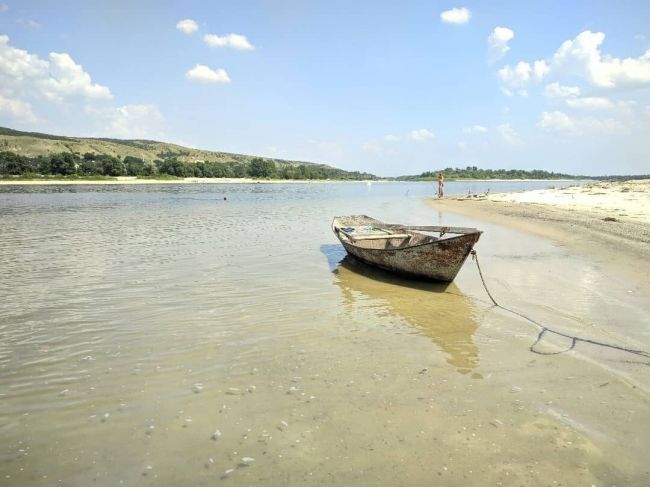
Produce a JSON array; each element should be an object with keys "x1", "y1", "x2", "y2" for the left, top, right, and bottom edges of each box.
[
  {"x1": 424, "y1": 180, "x2": 650, "y2": 484},
  {"x1": 431, "y1": 179, "x2": 650, "y2": 291}
]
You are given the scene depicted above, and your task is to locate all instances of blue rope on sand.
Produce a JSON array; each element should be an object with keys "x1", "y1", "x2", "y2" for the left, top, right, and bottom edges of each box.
[{"x1": 470, "y1": 250, "x2": 650, "y2": 361}]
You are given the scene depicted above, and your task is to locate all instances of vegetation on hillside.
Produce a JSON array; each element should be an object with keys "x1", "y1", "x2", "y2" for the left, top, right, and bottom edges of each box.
[
  {"x1": 397, "y1": 166, "x2": 591, "y2": 180},
  {"x1": 0, "y1": 126, "x2": 375, "y2": 180},
  {"x1": 0, "y1": 151, "x2": 373, "y2": 180},
  {"x1": 4, "y1": 127, "x2": 644, "y2": 182}
]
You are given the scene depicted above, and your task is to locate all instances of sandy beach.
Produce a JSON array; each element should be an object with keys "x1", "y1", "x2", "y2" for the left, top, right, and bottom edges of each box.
[{"x1": 432, "y1": 179, "x2": 650, "y2": 290}]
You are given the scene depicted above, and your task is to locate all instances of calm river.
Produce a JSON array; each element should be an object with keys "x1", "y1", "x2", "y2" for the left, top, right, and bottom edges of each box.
[{"x1": 1, "y1": 181, "x2": 648, "y2": 486}]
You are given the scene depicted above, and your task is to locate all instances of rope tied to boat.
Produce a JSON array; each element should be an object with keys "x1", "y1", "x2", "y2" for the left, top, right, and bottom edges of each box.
[{"x1": 470, "y1": 249, "x2": 650, "y2": 360}]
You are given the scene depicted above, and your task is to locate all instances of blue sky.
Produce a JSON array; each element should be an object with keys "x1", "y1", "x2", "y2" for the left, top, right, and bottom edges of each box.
[{"x1": 1, "y1": 1, "x2": 649, "y2": 176}]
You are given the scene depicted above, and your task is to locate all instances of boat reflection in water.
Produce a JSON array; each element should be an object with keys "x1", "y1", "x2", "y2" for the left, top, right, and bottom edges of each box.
[{"x1": 334, "y1": 256, "x2": 481, "y2": 377}]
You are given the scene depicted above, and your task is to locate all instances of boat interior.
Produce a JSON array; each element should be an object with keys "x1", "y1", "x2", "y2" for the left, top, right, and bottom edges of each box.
[
  {"x1": 333, "y1": 215, "x2": 480, "y2": 250},
  {"x1": 336, "y1": 225, "x2": 438, "y2": 250}
]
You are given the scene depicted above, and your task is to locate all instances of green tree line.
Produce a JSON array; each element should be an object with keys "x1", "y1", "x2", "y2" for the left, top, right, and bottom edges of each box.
[
  {"x1": 397, "y1": 166, "x2": 589, "y2": 180},
  {"x1": 0, "y1": 152, "x2": 374, "y2": 180}
]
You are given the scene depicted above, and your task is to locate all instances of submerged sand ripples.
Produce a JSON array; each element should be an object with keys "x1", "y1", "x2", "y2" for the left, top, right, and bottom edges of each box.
[
  {"x1": 1, "y1": 182, "x2": 649, "y2": 486},
  {"x1": 1, "y1": 187, "x2": 339, "y2": 421}
]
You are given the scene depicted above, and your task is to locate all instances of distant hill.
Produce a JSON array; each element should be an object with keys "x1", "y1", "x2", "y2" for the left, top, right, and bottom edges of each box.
[{"x1": 0, "y1": 127, "x2": 376, "y2": 180}]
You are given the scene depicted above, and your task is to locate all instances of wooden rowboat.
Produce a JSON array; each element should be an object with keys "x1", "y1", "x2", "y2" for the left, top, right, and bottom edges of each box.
[{"x1": 332, "y1": 215, "x2": 482, "y2": 282}]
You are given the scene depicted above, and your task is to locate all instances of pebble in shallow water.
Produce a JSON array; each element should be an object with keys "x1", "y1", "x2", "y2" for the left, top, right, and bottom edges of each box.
[{"x1": 239, "y1": 457, "x2": 254, "y2": 466}]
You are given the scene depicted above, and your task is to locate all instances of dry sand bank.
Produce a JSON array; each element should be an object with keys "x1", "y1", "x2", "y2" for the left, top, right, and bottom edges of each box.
[{"x1": 432, "y1": 179, "x2": 650, "y2": 289}]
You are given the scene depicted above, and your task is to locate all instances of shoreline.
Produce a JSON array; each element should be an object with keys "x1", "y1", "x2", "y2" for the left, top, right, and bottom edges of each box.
[
  {"x1": 0, "y1": 177, "x2": 382, "y2": 185},
  {"x1": 430, "y1": 179, "x2": 650, "y2": 290},
  {"x1": 0, "y1": 177, "x2": 590, "y2": 186}
]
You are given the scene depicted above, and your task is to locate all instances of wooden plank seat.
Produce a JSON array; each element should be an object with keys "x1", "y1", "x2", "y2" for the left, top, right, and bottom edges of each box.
[
  {"x1": 348, "y1": 233, "x2": 412, "y2": 241},
  {"x1": 338, "y1": 227, "x2": 411, "y2": 241}
]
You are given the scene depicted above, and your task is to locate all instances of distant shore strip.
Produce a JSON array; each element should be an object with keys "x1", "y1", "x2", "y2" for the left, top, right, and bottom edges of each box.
[{"x1": 0, "y1": 176, "x2": 584, "y2": 186}]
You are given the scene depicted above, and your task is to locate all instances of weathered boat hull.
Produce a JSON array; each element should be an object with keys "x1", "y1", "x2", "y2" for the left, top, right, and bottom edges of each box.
[{"x1": 332, "y1": 215, "x2": 481, "y2": 282}]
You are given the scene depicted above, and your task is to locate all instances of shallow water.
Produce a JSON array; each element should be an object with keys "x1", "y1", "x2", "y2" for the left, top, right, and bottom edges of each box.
[{"x1": 1, "y1": 181, "x2": 648, "y2": 486}]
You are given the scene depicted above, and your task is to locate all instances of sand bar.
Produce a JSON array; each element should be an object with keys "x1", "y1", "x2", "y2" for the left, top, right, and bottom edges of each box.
[{"x1": 432, "y1": 179, "x2": 650, "y2": 289}]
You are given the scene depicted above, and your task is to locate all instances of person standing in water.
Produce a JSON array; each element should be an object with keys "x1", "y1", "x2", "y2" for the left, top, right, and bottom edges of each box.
[{"x1": 437, "y1": 173, "x2": 444, "y2": 198}]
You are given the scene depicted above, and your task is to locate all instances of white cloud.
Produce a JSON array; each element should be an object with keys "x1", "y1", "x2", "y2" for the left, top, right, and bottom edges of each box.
[
  {"x1": 499, "y1": 30, "x2": 650, "y2": 95},
  {"x1": 497, "y1": 123, "x2": 522, "y2": 145},
  {"x1": 85, "y1": 104, "x2": 165, "y2": 139},
  {"x1": 440, "y1": 7, "x2": 470, "y2": 25},
  {"x1": 176, "y1": 19, "x2": 199, "y2": 34},
  {"x1": 497, "y1": 62, "x2": 534, "y2": 94},
  {"x1": 0, "y1": 35, "x2": 112, "y2": 102},
  {"x1": 498, "y1": 61, "x2": 543, "y2": 93},
  {"x1": 552, "y1": 31, "x2": 650, "y2": 88},
  {"x1": 44, "y1": 52, "x2": 112, "y2": 101},
  {"x1": 0, "y1": 3, "x2": 7, "y2": 12},
  {"x1": 185, "y1": 64, "x2": 231, "y2": 84},
  {"x1": 537, "y1": 110, "x2": 623, "y2": 135},
  {"x1": 384, "y1": 134, "x2": 401, "y2": 142},
  {"x1": 565, "y1": 97, "x2": 614, "y2": 110},
  {"x1": 203, "y1": 33, "x2": 255, "y2": 50},
  {"x1": 533, "y1": 60, "x2": 550, "y2": 79},
  {"x1": 462, "y1": 125, "x2": 488, "y2": 134},
  {"x1": 0, "y1": 36, "x2": 166, "y2": 141},
  {"x1": 538, "y1": 111, "x2": 574, "y2": 132},
  {"x1": 0, "y1": 93, "x2": 37, "y2": 122},
  {"x1": 0, "y1": 35, "x2": 46, "y2": 83},
  {"x1": 408, "y1": 128, "x2": 434, "y2": 141},
  {"x1": 488, "y1": 27, "x2": 514, "y2": 63},
  {"x1": 498, "y1": 60, "x2": 549, "y2": 95},
  {"x1": 544, "y1": 82, "x2": 581, "y2": 98}
]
